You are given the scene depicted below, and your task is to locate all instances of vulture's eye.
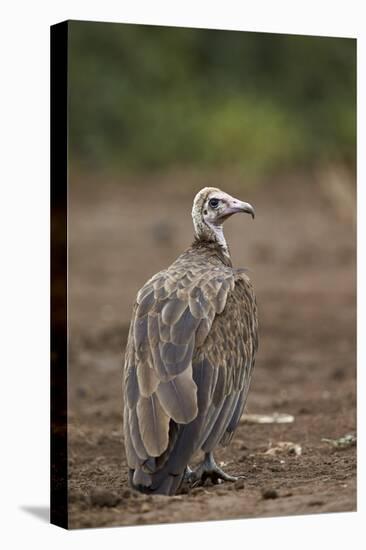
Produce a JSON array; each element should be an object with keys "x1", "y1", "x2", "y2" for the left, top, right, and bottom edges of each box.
[{"x1": 209, "y1": 198, "x2": 220, "y2": 209}]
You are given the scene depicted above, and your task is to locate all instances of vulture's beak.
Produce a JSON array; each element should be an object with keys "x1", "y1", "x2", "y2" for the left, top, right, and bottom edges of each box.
[{"x1": 225, "y1": 199, "x2": 255, "y2": 219}]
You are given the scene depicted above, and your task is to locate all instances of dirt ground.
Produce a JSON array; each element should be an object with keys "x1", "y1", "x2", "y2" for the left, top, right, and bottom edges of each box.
[{"x1": 67, "y1": 169, "x2": 356, "y2": 529}]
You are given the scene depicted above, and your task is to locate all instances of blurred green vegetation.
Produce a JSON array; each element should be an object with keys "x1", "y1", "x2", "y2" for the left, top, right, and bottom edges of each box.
[{"x1": 68, "y1": 21, "x2": 356, "y2": 177}]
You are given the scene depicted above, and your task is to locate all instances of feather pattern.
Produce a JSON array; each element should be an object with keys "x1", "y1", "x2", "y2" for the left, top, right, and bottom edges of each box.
[{"x1": 123, "y1": 188, "x2": 258, "y2": 495}]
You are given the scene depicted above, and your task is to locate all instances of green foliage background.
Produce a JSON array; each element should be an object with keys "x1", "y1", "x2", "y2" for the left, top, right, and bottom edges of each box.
[{"x1": 68, "y1": 21, "x2": 356, "y2": 176}]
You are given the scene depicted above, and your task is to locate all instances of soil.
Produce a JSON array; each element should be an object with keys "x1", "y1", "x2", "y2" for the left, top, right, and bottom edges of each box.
[{"x1": 67, "y1": 170, "x2": 356, "y2": 529}]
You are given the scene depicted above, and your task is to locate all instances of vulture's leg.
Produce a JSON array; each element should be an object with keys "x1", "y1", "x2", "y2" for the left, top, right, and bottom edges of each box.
[
  {"x1": 190, "y1": 452, "x2": 243, "y2": 487},
  {"x1": 183, "y1": 465, "x2": 194, "y2": 482}
]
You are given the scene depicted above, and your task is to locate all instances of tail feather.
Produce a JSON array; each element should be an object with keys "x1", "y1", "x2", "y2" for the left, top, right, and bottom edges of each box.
[{"x1": 129, "y1": 467, "x2": 185, "y2": 496}]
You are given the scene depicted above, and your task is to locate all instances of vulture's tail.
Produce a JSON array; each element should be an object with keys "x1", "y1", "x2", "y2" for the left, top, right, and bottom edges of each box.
[
  {"x1": 127, "y1": 418, "x2": 193, "y2": 496},
  {"x1": 128, "y1": 467, "x2": 186, "y2": 496}
]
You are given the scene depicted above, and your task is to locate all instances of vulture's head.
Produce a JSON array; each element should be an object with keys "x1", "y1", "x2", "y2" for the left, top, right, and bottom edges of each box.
[{"x1": 192, "y1": 187, "x2": 255, "y2": 245}]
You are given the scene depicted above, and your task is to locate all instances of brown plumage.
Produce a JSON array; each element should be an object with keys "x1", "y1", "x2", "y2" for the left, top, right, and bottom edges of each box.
[{"x1": 123, "y1": 187, "x2": 258, "y2": 495}]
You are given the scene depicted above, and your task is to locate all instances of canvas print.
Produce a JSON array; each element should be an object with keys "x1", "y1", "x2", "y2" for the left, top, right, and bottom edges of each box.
[{"x1": 51, "y1": 20, "x2": 356, "y2": 529}]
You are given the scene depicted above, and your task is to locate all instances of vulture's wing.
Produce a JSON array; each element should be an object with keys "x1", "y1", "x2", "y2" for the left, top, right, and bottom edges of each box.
[
  {"x1": 124, "y1": 264, "x2": 257, "y2": 491},
  {"x1": 200, "y1": 274, "x2": 258, "y2": 450}
]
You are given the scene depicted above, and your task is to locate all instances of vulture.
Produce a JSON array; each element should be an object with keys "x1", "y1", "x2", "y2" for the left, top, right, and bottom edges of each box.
[{"x1": 123, "y1": 187, "x2": 258, "y2": 496}]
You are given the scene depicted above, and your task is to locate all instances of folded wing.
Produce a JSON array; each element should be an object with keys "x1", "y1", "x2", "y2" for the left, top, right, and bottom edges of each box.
[{"x1": 123, "y1": 261, "x2": 257, "y2": 493}]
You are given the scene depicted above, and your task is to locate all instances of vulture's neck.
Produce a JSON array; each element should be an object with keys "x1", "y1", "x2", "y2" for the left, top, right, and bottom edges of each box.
[{"x1": 193, "y1": 218, "x2": 232, "y2": 265}]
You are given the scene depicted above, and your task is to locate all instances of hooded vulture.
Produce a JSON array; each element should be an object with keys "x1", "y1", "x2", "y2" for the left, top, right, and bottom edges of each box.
[{"x1": 123, "y1": 187, "x2": 258, "y2": 495}]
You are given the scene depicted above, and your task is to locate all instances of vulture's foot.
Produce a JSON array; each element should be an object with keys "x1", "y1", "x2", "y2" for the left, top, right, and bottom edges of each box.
[{"x1": 190, "y1": 452, "x2": 243, "y2": 487}]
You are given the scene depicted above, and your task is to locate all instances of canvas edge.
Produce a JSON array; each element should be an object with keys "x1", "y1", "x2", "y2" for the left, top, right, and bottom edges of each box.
[{"x1": 50, "y1": 20, "x2": 69, "y2": 530}]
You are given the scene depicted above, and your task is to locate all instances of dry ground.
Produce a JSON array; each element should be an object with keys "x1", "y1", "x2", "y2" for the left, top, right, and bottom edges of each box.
[{"x1": 67, "y1": 170, "x2": 356, "y2": 529}]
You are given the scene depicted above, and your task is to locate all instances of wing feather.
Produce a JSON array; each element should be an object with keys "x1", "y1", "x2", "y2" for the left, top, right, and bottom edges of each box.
[
  {"x1": 161, "y1": 297, "x2": 187, "y2": 325},
  {"x1": 136, "y1": 358, "x2": 160, "y2": 397},
  {"x1": 136, "y1": 289, "x2": 155, "y2": 317},
  {"x1": 123, "y1": 405, "x2": 139, "y2": 468},
  {"x1": 129, "y1": 407, "x2": 149, "y2": 460},
  {"x1": 125, "y1": 366, "x2": 139, "y2": 409},
  {"x1": 123, "y1": 253, "x2": 258, "y2": 493},
  {"x1": 170, "y1": 307, "x2": 200, "y2": 345},
  {"x1": 156, "y1": 365, "x2": 198, "y2": 423},
  {"x1": 136, "y1": 393, "x2": 170, "y2": 456}
]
